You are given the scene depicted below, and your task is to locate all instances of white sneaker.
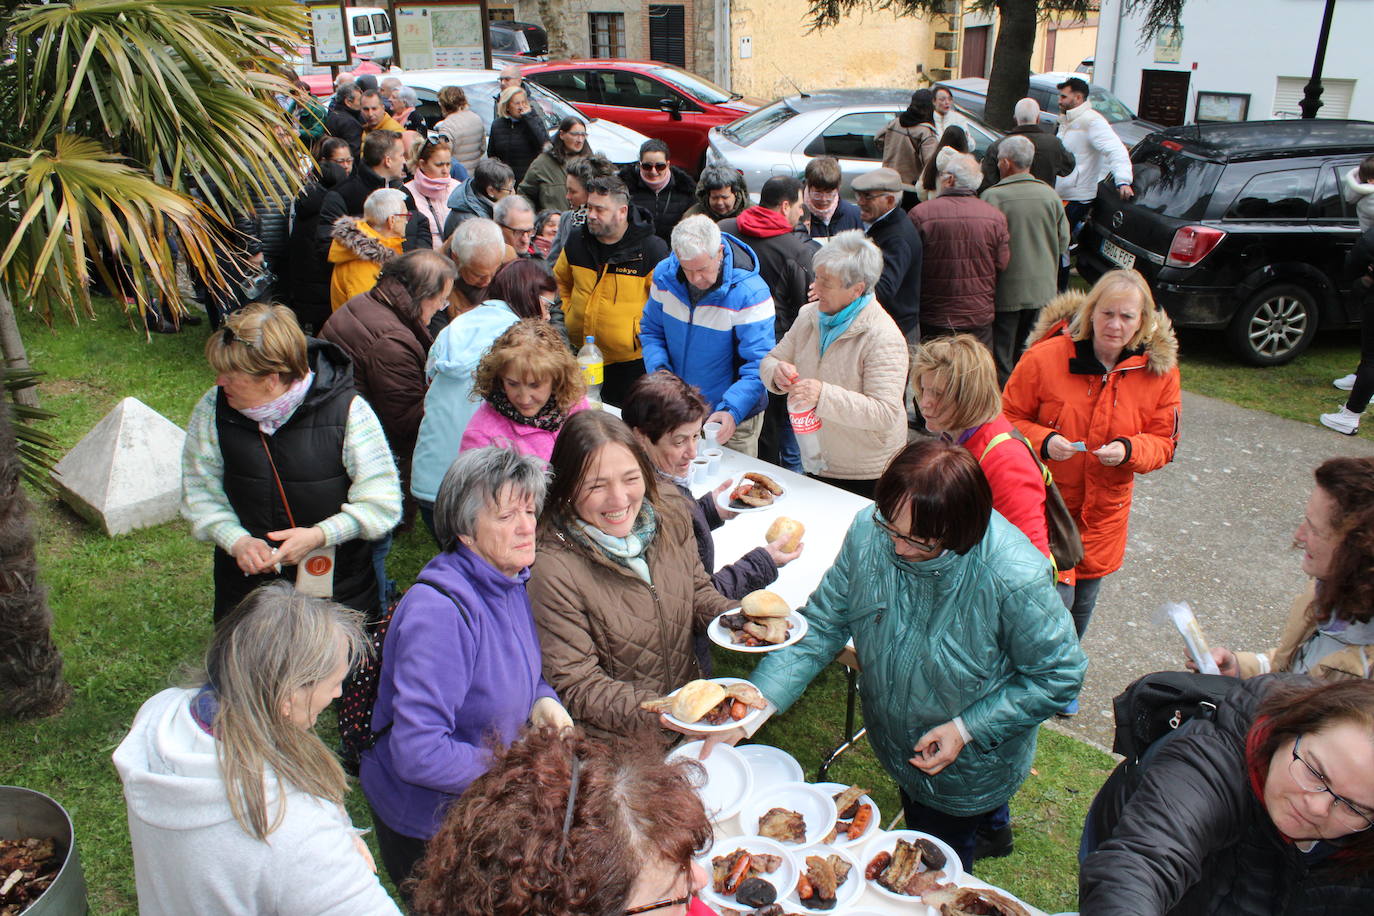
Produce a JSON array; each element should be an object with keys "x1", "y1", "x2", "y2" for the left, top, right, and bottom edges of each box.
[
  {"x1": 1334, "y1": 373, "x2": 1357, "y2": 391},
  {"x1": 1320, "y1": 406, "x2": 1361, "y2": 435}
]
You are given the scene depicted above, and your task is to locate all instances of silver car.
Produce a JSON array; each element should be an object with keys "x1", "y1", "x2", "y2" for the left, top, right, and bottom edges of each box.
[{"x1": 706, "y1": 88, "x2": 1002, "y2": 199}]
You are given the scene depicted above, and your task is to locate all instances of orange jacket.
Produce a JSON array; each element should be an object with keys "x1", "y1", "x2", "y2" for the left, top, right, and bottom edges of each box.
[{"x1": 1002, "y1": 291, "x2": 1180, "y2": 580}]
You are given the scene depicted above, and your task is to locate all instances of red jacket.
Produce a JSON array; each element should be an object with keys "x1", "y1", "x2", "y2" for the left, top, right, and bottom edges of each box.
[
  {"x1": 962, "y1": 415, "x2": 1051, "y2": 561},
  {"x1": 1002, "y1": 291, "x2": 1181, "y2": 580},
  {"x1": 908, "y1": 189, "x2": 1009, "y2": 330}
]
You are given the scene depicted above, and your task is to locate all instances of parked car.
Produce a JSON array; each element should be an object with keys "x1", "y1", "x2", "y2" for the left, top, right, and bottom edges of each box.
[
  {"x1": 491, "y1": 20, "x2": 548, "y2": 56},
  {"x1": 936, "y1": 72, "x2": 1159, "y2": 147},
  {"x1": 705, "y1": 89, "x2": 1002, "y2": 199},
  {"x1": 490, "y1": 25, "x2": 544, "y2": 60},
  {"x1": 1077, "y1": 119, "x2": 1374, "y2": 365},
  {"x1": 520, "y1": 59, "x2": 763, "y2": 171},
  {"x1": 401, "y1": 68, "x2": 651, "y2": 165}
]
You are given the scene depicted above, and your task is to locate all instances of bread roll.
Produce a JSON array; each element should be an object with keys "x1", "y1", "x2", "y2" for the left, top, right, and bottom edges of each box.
[
  {"x1": 765, "y1": 517, "x2": 804, "y2": 553},
  {"x1": 671, "y1": 679, "x2": 726, "y2": 722},
  {"x1": 741, "y1": 589, "x2": 790, "y2": 619}
]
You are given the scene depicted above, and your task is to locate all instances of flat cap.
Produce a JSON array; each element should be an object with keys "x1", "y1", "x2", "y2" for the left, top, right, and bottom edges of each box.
[{"x1": 851, "y1": 167, "x2": 915, "y2": 194}]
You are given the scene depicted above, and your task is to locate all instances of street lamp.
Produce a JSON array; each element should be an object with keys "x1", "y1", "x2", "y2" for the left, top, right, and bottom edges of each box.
[{"x1": 1299, "y1": 0, "x2": 1337, "y2": 119}]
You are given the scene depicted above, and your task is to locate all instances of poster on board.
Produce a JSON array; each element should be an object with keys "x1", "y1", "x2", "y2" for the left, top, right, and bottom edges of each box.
[
  {"x1": 394, "y1": 3, "x2": 489, "y2": 70},
  {"x1": 309, "y1": 1, "x2": 350, "y2": 66}
]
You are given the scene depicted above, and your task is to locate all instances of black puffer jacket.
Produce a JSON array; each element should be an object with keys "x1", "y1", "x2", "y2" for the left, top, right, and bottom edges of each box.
[
  {"x1": 1081, "y1": 674, "x2": 1374, "y2": 915},
  {"x1": 672, "y1": 483, "x2": 776, "y2": 601},
  {"x1": 618, "y1": 162, "x2": 697, "y2": 242},
  {"x1": 286, "y1": 163, "x2": 347, "y2": 332},
  {"x1": 487, "y1": 110, "x2": 549, "y2": 184}
]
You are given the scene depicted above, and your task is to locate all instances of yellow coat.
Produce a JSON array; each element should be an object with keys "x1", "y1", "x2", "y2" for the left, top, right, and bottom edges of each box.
[{"x1": 328, "y1": 217, "x2": 403, "y2": 311}]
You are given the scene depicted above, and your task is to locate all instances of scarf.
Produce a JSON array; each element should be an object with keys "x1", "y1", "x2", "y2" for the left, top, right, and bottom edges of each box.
[
  {"x1": 641, "y1": 167, "x2": 672, "y2": 193},
  {"x1": 805, "y1": 190, "x2": 839, "y2": 225},
  {"x1": 411, "y1": 169, "x2": 453, "y2": 204},
  {"x1": 736, "y1": 205, "x2": 795, "y2": 238},
  {"x1": 487, "y1": 384, "x2": 569, "y2": 431},
  {"x1": 238, "y1": 370, "x2": 314, "y2": 435},
  {"x1": 657, "y1": 467, "x2": 691, "y2": 489},
  {"x1": 818, "y1": 293, "x2": 872, "y2": 355},
  {"x1": 570, "y1": 502, "x2": 658, "y2": 584}
]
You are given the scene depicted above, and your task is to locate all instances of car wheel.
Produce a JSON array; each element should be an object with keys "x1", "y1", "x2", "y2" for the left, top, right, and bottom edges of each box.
[{"x1": 1225, "y1": 283, "x2": 1319, "y2": 366}]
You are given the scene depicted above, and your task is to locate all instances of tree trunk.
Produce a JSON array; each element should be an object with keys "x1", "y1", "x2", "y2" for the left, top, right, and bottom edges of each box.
[
  {"x1": 0, "y1": 394, "x2": 69, "y2": 719},
  {"x1": 0, "y1": 290, "x2": 38, "y2": 409},
  {"x1": 537, "y1": 0, "x2": 575, "y2": 58},
  {"x1": 985, "y1": 0, "x2": 1038, "y2": 130}
]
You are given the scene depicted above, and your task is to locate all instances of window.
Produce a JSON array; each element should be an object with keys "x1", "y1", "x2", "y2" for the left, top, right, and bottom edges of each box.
[
  {"x1": 720, "y1": 100, "x2": 799, "y2": 146},
  {"x1": 649, "y1": 66, "x2": 732, "y2": 105},
  {"x1": 588, "y1": 12, "x2": 626, "y2": 58},
  {"x1": 371, "y1": 13, "x2": 389, "y2": 35},
  {"x1": 530, "y1": 70, "x2": 596, "y2": 105},
  {"x1": 1130, "y1": 141, "x2": 1224, "y2": 220},
  {"x1": 596, "y1": 71, "x2": 675, "y2": 110},
  {"x1": 488, "y1": 7, "x2": 515, "y2": 21},
  {"x1": 804, "y1": 111, "x2": 896, "y2": 161},
  {"x1": 1273, "y1": 77, "x2": 1356, "y2": 119},
  {"x1": 351, "y1": 14, "x2": 372, "y2": 37},
  {"x1": 649, "y1": 6, "x2": 686, "y2": 68},
  {"x1": 1225, "y1": 169, "x2": 1317, "y2": 220},
  {"x1": 1313, "y1": 162, "x2": 1360, "y2": 221}
]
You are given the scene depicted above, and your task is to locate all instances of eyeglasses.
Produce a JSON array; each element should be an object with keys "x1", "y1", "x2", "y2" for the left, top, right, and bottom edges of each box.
[
  {"x1": 330, "y1": 155, "x2": 354, "y2": 166},
  {"x1": 538, "y1": 294, "x2": 560, "y2": 310},
  {"x1": 502, "y1": 224, "x2": 535, "y2": 238},
  {"x1": 424, "y1": 130, "x2": 452, "y2": 145},
  {"x1": 564, "y1": 130, "x2": 588, "y2": 138},
  {"x1": 639, "y1": 161, "x2": 669, "y2": 172},
  {"x1": 1289, "y1": 735, "x2": 1374, "y2": 832},
  {"x1": 874, "y1": 513, "x2": 940, "y2": 552}
]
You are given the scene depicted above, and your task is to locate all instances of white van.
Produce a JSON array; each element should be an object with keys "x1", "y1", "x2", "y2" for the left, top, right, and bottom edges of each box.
[{"x1": 346, "y1": 6, "x2": 392, "y2": 63}]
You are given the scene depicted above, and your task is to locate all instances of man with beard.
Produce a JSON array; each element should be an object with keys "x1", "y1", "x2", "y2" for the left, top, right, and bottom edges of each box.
[
  {"x1": 324, "y1": 83, "x2": 364, "y2": 159},
  {"x1": 554, "y1": 175, "x2": 669, "y2": 405}
]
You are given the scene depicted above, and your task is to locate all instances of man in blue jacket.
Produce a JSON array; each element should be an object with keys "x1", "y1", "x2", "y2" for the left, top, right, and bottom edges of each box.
[{"x1": 641, "y1": 214, "x2": 776, "y2": 455}]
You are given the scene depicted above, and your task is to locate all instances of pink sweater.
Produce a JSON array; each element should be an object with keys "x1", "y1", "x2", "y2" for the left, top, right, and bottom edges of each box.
[{"x1": 459, "y1": 399, "x2": 590, "y2": 461}]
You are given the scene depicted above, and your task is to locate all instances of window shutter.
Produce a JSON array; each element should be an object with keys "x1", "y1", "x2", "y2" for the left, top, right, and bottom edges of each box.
[
  {"x1": 649, "y1": 6, "x2": 686, "y2": 67},
  {"x1": 1273, "y1": 77, "x2": 1356, "y2": 119}
]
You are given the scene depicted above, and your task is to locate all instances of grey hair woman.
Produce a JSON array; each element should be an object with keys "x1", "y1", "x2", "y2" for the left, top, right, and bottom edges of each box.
[
  {"x1": 359, "y1": 446, "x2": 572, "y2": 898},
  {"x1": 760, "y1": 229, "x2": 908, "y2": 496},
  {"x1": 114, "y1": 581, "x2": 400, "y2": 914},
  {"x1": 686, "y1": 163, "x2": 748, "y2": 221}
]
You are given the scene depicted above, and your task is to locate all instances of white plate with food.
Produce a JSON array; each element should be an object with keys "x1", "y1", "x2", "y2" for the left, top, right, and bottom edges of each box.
[
  {"x1": 696, "y1": 834, "x2": 799, "y2": 913},
  {"x1": 812, "y1": 781, "x2": 882, "y2": 848},
  {"x1": 784, "y1": 843, "x2": 864, "y2": 915},
  {"x1": 709, "y1": 609, "x2": 808, "y2": 653},
  {"x1": 641, "y1": 677, "x2": 770, "y2": 734},
  {"x1": 736, "y1": 744, "x2": 805, "y2": 789},
  {"x1": 922, "y1": 883, "x2": 1036, "y2": 916},
  {"x1": 861, "y1": 829, "x2": 963, "y2": 905},
  {"x1": 739, "y1": 781, "x2": 838, "y2": 849},
  {"x1": 666, "y1": 740, "x2": 753, "y2": 822},
  {"x1": 716, "y1": 471, "x2": 788, "y2": 513}
]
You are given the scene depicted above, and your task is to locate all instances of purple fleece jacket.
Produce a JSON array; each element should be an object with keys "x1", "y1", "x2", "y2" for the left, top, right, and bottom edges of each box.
[{"x1": 359, "y1": 545, "x2": 557, "y2": 839}]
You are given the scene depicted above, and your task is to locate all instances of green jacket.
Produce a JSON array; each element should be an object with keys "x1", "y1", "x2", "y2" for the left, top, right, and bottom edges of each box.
[
  {"x1": 519, "y1": 148, "x2": 592, "y2": 212},
  {"x1": 751, "y1": 507, "x2": 1086, "y2": 815},
  {"x1": 980, "y1": 173, "x2": 1070, "y2": 312}
]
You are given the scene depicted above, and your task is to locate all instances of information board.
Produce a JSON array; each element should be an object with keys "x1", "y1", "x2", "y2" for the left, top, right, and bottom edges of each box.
[
  {"x1": 309, "y1": 1, "x2": 350, "y2": 66},
  {"x1": 391, "y1": 1, "x2": 490, "y2": 70}
]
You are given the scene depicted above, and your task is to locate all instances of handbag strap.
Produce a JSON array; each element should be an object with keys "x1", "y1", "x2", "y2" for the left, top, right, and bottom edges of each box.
[
  {"x1": 979, "y1": 430, "x2": 1055, "y2": 489},
  {"x1": 258, "y1": 432, "x2": 298, "y2": 529}
]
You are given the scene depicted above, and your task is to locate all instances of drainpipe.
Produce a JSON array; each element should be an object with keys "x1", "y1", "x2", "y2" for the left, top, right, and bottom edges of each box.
[
  {"x1": 1108, "y1": 0, "x2": 1124, "y2": 93},
  {"x1": 717, "y1": 0, "x2": 732, "y2": 90}
]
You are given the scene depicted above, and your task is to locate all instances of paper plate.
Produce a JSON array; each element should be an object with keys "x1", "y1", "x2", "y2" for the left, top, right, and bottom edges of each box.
[
  {"x1": 660, "y1": 676, "x2": 769, "y2": 734},
  {"x1": 666, "y1": 740, "x2": 753, "y2": 822},
  {"x1": 695, "y1": 834, "x2": 799, "y2": 913},
  {"x1": 716, "y1": 474, "x2": 788, "y2": 514},
  {"x1": 739, "y1": 781, "x2": 838, "y2": 849},
  {"x1": 861, "y1": 829, "x2": 964, "y2": 906},
  {"x1": 708, "y1": 610, "x2": 809, "y2": 654},
  {"x1": 783, "y1": 843, "x2": 864, "y2": 915},
  {"x1": 737, "y1": 744, "x2": 805, "y2": 789},
  {"x1": 811, "y1": 781, "x2": 882, "y2": 849}
]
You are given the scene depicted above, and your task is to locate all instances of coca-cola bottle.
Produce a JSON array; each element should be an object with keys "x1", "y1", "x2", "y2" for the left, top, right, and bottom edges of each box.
[{"x1": 788, "y1": 393, "x2": 827, "y2": 474}]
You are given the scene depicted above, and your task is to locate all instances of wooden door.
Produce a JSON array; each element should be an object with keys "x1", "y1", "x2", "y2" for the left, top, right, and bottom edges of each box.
[
  {"x1": 1138, "y1": 69, "x2": 1191, "y2": 126},
  {"x1": 961, "y1": 26, "x2": 989, "y2": 79}
]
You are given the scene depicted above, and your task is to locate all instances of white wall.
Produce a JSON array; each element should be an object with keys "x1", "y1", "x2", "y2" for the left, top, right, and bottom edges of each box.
[{"x1": 1093, "y1": 0, "x2": 1373, "y2": 122}]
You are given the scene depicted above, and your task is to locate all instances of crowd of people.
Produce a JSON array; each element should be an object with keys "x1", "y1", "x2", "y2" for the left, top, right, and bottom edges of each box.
[{"x1": 108, "y1": 69, "x2": 1374, "y2": 916}]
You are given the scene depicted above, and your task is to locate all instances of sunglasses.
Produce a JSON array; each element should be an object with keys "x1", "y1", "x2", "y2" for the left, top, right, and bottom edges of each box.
[
  {"x1": 220, "y1": 326, "x2": 257, "y2": 351},
  {"x1": 639, "y1": 161, "x2": 669, "y2": 172}
]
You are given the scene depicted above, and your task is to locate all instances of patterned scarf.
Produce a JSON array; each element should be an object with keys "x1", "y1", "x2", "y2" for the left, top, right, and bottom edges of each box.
[
  {"x1": 238, "y1": 371, "x2": 314, "y2": 435},
  {"x1": 488, "y1": 385, "x2": 569, "y2": 431},
  {"x1": 569, "y1": 502, "x2": 658, "y2": 584}
]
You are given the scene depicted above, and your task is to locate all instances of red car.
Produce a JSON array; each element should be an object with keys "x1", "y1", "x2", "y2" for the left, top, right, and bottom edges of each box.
[{"x1": 519, "y1": 59, "x2": 762, "y2": 171}]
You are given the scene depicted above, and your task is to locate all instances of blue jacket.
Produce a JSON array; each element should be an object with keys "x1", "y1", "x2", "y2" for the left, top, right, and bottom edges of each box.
[
  {"x1": 751, "y1": 507, "x2": 1086, "y2": 815},
  {"x1": 360, "y1": 545, "x2": 557, "y2": 839},
  {"x1": 641, "y1": 234, "x2": 775, "y2": 424}
]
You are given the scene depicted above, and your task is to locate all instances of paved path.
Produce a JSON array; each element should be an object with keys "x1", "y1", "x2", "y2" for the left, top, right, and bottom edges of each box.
[{"x1": 1061, "y1": 390, "x2": 1374, "y2": 751}]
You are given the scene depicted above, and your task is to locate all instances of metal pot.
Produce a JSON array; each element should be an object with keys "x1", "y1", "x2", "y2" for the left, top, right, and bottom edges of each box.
[{"x1": 0, "y1": 786, "x2": 89, "y2": 915}]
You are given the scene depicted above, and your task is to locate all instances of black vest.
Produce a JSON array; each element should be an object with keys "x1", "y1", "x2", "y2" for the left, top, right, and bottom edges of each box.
[{"x1": 211, "y1": 341, "x2": 378, "y2": 620}]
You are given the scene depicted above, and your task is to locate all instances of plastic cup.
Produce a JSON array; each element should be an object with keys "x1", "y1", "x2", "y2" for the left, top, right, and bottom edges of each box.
[
  {"x1": 702, "y1": 421, "x2": 723, "y2": 447},
  {"x1": 690, "y1": 457, "x2": 710, "y2": 484},
  {"x1": 703, "y1": 448, "x2": 723, "y2": 477}
]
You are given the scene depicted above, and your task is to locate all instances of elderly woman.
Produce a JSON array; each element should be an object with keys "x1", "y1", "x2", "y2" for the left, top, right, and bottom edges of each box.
[
  {"x1": 519, "y1": 116, "x2": 593, "y2": 212},
  {"x1": 760, "y1": 229, "x2": 908, "y2": 498},
  {"x1": 1081, "y1": 676, "x2": 1374, "y2": 914},
  {"x1": 360, "y1": 448, "x2": 571, "y2": 895},
  {"x1": 488, "y1": 85, "x2": 548, "y2": 184},
  {"x1": 404, "y1": 136, "x2": 460, "y2": 246},
  {"x1": 328, "y1": 187, "x2": 407, "y2": 310},
  {"x1": 461, "y1": 320, "x2": 588, "y2": 461},
  {"x1": 412, "y1": 727, "x2": 712, "y2": 916},
  {"x1": 181, "y1": 304, "x2": 401, "y2": 621},
  {"x1": 737, "y1": 438, "x2": 1085, "y2": 871},
  {"x1": 114, "y1": 582, "x2": 400, "y2": 915},
  {"x1": 1204, "y1": 457, "x2": 1374, "y2": 682},
  {"x1": 527, "y1": 410, "x2": 734, "y2": 738},
  {"x1": 412, "y1": 258, "x2": 554, "y2": 535},
  {"x1": 434, "y1": 85, "x2": 485, "y2": 174},
  {"x1": 683, "y1": 164, "x2": 749, "y2": 222},
  {"x1": 1003, "y1": 269, "x2": 1181, "y2": 653},
  {"x1": 623, "y1": 370, "x2": 801, "y2": 604},
  {"x1": 913, "y1": 333, "x2": 1050, "y2": 561}
]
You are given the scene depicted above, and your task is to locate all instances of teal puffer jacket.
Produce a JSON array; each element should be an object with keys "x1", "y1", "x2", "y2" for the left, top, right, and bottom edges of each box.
[{"x1": 751, "y1": 507, "x2": 1086, "y2": 815}]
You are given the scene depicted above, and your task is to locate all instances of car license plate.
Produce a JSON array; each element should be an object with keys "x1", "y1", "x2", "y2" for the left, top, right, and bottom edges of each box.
[{"x1": 1101, "y1": 238, "x2": 1136, "y2": 270}]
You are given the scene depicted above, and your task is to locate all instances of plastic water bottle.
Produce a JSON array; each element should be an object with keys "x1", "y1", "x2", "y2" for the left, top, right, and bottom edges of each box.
[
  {"x1": 788, "y1": 393, "x2": 827, "y2": 474},
  {"x1": 577, "y1": 336, "x2": 604, "y2": 409}
]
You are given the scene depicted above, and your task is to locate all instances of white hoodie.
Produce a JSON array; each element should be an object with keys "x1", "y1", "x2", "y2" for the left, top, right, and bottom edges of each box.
[
  {"x1": 1343, "y1": 167, "x2": 1374, "y2": 231},
  {"x1": 1055, "y1": 101, "x2": 1133, "y2": 204},
  {"x1": 113, "y1": 688, "x2": 401, "y2": 916}
]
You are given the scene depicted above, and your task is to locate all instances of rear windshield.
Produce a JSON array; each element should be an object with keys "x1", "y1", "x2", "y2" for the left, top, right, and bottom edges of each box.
[
  {"x1": 720, "y1": 100, "x2": 798, "y2": 146},
  {"x1": 1089, "y1": 86, "x2": 1136, "y2": 124},
  {"x1": 1129, "y1": 140, "x2": 1225, "y2": 219}
]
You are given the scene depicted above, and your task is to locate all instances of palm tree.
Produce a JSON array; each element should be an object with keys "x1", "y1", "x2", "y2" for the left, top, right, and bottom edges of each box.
[{"x1": 0, "y1": 0, "x2": 313, "y2": 717}]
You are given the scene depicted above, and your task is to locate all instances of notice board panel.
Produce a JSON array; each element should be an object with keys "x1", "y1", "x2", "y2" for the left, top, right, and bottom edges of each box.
[{"x1": 390, "y1": 1, "x2": 491, "y2": 70}]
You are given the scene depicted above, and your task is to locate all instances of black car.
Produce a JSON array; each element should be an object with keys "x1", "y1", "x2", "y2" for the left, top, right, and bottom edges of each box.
[{"x1": 1077, "y1": 119, "x2": 1374, "y2": 365}]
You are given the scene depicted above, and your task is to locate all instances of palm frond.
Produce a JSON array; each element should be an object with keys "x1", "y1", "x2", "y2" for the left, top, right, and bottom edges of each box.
[{"x1": 2, "y1": 367, "x2": 57, "y2": 493}]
